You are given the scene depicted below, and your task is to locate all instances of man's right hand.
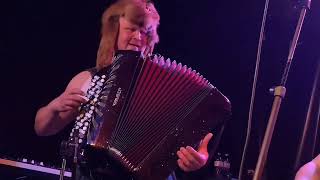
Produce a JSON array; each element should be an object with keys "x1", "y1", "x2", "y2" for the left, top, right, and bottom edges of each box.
[{"x1": 48, "y1": 88, "x2": 88, "y2": 112}]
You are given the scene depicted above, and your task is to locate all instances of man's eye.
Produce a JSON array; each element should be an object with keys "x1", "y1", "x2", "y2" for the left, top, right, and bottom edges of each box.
[
  {"x1": 141, "y1": 30, "x2": 147, "y2": 35},
  {"x1": 126, "y1": 27, "x2": 136, "y2": 32}
]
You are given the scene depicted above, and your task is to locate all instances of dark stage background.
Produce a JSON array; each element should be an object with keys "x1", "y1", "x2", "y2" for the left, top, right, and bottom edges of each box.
[{"x1": 1, "y1": 0, "x2": 320, "y2": 179}]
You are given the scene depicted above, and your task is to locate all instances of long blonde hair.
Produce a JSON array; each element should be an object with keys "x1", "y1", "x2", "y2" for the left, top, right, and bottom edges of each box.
[{"x1": 96, "y1": 0, "x2": 160, "y2": 70}]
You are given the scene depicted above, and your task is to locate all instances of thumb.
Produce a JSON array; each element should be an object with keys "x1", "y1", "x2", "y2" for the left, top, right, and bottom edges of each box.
[{"x1": 198, "y1": 133, "x2": 213, "y2": 154}]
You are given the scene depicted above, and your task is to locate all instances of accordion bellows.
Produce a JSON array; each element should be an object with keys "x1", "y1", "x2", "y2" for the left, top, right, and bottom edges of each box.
[{"x1": 85, "y1": 50, "x2": 231, "y2": 179}]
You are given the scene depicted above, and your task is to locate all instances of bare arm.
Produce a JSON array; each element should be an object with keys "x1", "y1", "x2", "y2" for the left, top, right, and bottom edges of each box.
[
  {"x1": 34, "y1": 71, "x2": 92, "y2": 136},
  {"x1": 295, "y1": 155, "x2": 320, "y2": 180}
]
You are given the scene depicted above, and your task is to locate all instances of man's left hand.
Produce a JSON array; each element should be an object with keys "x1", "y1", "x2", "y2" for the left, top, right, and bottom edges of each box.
[{"x1": 177, "y1": 133, "x2": 213, "y2": 172}]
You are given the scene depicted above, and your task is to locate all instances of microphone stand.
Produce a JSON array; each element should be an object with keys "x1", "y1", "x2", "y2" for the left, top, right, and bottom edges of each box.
[
  {"x1": 294, "y1": 60, "x2": 320, "y2": 171},
  {"x1": 253, "y1": 1, "x2": 311, "y2": 179},
  {"x1": 59, "y1": 130, "x2": 80, "y2": 180}
]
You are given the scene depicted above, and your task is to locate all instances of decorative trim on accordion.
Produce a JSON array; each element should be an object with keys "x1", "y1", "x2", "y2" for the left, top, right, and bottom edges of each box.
[{"x1": 151, "y1": 54, "x2": 211, "y2": 87}]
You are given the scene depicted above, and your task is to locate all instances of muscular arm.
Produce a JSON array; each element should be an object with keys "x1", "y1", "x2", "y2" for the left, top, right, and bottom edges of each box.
[
  {"x1": 295, "y1": 155, "x2": 320, "y2": 180},
  {"x1": 34, "y1": 71, "x2": 92, "y2": 136}
]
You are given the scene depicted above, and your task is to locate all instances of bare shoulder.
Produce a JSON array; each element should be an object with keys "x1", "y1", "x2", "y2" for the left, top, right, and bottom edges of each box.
[
  {"x1": 295, "y1": 155, "x2": 320, "y2": 180},
  {"x1": 312, "y1": 154, "x2": 320, "y2": 170},
  {"x1": 66, "y1": 70, "x2": 92, "y2": 91}
]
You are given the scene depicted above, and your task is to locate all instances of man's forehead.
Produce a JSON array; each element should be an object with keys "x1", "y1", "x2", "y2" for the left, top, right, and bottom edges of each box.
[{"x1": 123, "y1": 17, "x2": 156, "y2": 31}]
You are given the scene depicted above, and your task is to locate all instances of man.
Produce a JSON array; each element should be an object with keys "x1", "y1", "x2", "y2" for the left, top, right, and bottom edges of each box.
[{"x1": 35, "y1": 0, "x2": 215, "y2": 179}]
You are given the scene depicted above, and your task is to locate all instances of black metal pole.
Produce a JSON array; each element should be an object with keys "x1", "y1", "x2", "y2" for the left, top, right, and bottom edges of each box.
[{"x1": 294, "y1": 60, "x2": 320, "y2": 170}]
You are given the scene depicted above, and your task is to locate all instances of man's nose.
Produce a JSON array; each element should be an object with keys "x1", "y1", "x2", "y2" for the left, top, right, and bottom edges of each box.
[{"x1": 133, "y1": 30, "x2": 142, "y2": 40}]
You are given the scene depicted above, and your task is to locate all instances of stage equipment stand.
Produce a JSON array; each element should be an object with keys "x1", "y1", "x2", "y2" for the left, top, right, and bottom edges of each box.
[
  {"x1": 294, "y1": 60, "x2": 320, "y2": 171},
  {"x1": 253, "y1": 0, "x2": 311, "y2": 179}
]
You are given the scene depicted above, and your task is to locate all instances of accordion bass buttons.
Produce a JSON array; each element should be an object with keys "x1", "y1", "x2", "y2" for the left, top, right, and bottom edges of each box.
[{"x1": 133, "y1": 166, "x2": 141, "y2": 172}]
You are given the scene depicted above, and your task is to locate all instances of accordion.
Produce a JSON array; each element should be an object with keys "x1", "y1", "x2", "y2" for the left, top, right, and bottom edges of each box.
[{"x1": 68, "y1": 50, "x2": 231, "y2": 179}]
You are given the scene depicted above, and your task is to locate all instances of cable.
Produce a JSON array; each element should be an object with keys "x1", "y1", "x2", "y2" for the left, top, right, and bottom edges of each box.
[{"x1": 238, "y1": 0, "x2": 270, "y2": 179}]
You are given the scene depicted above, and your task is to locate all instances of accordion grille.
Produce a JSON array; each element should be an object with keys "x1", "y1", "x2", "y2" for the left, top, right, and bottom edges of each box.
[{"x1": 108, "y1": 56, "x2": 211, "y2": 168}]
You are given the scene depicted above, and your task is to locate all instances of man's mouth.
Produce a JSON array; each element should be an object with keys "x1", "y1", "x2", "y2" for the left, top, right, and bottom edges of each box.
[
  {"x1": 128, "y1": 44, "x2": 141, "y2": 51},
  {"x1": 129, "y1": 43, "x2": 140, "y2": 48}
]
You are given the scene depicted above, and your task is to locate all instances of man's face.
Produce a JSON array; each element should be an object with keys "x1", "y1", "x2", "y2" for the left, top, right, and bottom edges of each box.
[{"x1": 117, "y1": 17, "x2": 152, "y2": 53}]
